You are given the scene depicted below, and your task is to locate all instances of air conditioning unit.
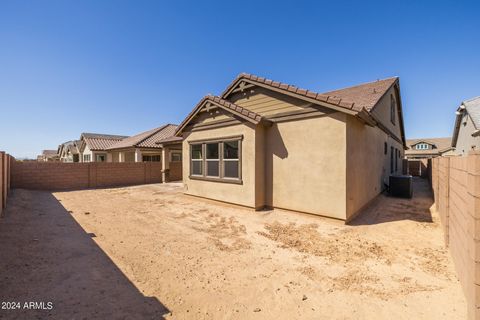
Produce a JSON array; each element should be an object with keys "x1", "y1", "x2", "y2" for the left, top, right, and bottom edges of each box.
[{"x1": 389, "y1": 175, "x2": 413, "y2": 198}]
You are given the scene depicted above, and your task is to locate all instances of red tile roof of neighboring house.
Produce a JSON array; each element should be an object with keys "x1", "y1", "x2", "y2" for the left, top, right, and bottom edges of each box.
[
  {"x1": 81, "y1": 133, "x2": 129, "y2": 151},
  {"x1": 108, "y1": 124, "x2": 180, "y2": 150}
]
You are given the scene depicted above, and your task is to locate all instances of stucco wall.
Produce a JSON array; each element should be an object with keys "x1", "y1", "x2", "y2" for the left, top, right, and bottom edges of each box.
[
  {"x1": 346, "y1": 116, "x2": 404, "y2": 220},
  {"x1": 370, "y1": 85, "x2": 403, "y2": 140},
  {"x1": 265, "y1": 112, "x2": 348, "y2": 219},
  {"x1": 182, "y1": 123, "x2": 259, "y2": 208},
  {"x1": 455, "y1": 112, "x2": 480, "y2": 155},
  {"x1": 81, "y1": 145, "x2": 93, "y2": 162}
]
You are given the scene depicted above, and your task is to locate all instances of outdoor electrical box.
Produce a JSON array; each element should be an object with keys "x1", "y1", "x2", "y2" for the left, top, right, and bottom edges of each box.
[{"x1": 389, "y1": 175, "x2": 413, "y2": 198}]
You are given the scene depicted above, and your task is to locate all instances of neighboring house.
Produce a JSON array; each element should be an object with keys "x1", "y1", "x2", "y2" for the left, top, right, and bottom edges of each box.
[
  {"x1": 106, "y1": 124, "x2": 182, "y2": 163},
  {"x1": 37, "y1": 150, "x2": 59, "y2": 162},
  {"x1": 106, "y1": 124, "x2": 183, "y2": 181},
  {"x1": 405, "y1": 138, "x2": 454, "y2": 159},
  {"x1": 452, "y1": 96, "x2": 480, "y2": 155},
  {"x1": 175, "y1": 73, "x2": 406, "y2": 221},
  {"x1": 78, "y1": 133, "x2": 128, "y2": 162},
  {"x1": 57, "y1": 141, "x2": 81, "y2": 162}
]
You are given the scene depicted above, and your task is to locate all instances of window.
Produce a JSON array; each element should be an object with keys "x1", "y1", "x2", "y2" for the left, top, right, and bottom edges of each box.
[
  {"x1": 83, "y1": 154, "x2": 91, "y2": 162},
  {"x1": 415, "y1": 143, "x2": 429, "y2": 150},
  {"x1": 390, "y1": 95, "x2": 396, "y2": 125},
  {"x1": 96, "y1": 154, "x2": 106, "y2": 162},
  {"x1": 223, "y1": 140, "x2": 239, "y2": 178},
  {"x1": 191, "y1": 144, "x2": 203, "y2": 176},
  {"x1": 206, "y1": 143, "x2": 220, "y2": 177},
  {"x1": 390, "y1": 146, "x2": 394, "y2": 174},
  {"x1": 395, "y1": 148, "x2": 398, "y2": 172},
  {"x1": 384, "y1": 142, "x2": 387, "y2": 155},
  {"x1": 171, "y1": 151, "x2": 182, "y2": 162},
  {"x1": 189, "y1": 137, "x2": 242, "y2": 182},
  {"x1": 142, "y1": 155, "x2": 161, "y2": 162}
]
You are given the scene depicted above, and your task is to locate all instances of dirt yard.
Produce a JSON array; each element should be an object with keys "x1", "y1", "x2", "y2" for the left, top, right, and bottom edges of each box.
[{"x1": 0, "y1": 178, "x2": 466, "y2": 319}]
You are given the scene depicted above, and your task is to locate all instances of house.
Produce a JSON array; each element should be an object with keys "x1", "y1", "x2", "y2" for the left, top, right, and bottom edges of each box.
[
  {"x1": 37, "y1": 150, "x2": 59, "y2": 162},
  {"x1": 57, "y1": 141, "x2": 81, "y2": 162},
  {"x1": 78, "y1": 133, "x2": 128, "y2": 162},
  {"x1": 405, "y1": 138, "x2": 454, "y2": 159},
  {"x1": 452, "y1": 96, "x2": 480, "y2": 155},
  {"x1": 404, "y1": 137, "x2": 454, "y2": 176},
  {"x1": 106, "y1": 124, "x2": 183, "y2": 181},
  {"x1": 106, "y1": 124, "x2": 182, "y2": 163},
  {"x1": 175, "y1": 73, "x2": 406, "y2": 221}
]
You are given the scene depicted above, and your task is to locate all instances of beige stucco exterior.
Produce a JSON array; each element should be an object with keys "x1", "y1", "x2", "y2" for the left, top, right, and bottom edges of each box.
[
  {"x1": 264, "y1": 113, "x2": 347, "y2": 219},
  {"x1": 183, "y1": 123, "x2": 259, "y2": 208},
  {"x1": 179, "y1": 78, "x2": 405, "y2": 221},
  {"x1": 80, "y1": 145, "x2": 107, "y2": 162}
]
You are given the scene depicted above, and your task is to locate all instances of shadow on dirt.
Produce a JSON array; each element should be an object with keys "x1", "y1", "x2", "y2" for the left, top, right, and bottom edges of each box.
[{"x1": 0, "y1": 189, "x2": 169, "y2": 319}]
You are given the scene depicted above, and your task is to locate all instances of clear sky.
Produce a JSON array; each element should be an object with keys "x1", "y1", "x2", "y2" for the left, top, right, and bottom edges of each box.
[{"x1": 0, "y1": 0, "x2": 479, "y2": 158}]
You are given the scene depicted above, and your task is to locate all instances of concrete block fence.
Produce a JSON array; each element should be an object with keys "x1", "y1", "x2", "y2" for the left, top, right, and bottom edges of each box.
[
  {"x1": 11, "y1": 161, "x2": 164, "y2": 191},
  {"x1": 431, "y1": 151, "x2": 480, "y2": 319}
]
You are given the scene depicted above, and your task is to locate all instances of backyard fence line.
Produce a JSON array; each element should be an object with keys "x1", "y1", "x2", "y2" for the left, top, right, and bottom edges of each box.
[
  {"x1": 430, "y1": 151, "x2": 480, "y2": 320},
  {"x1": 11, "y1": 161, "x2": 166, "y2": 191},
  {"x1": 0, "y1": 151, "x2": 13, "y2": 216}
]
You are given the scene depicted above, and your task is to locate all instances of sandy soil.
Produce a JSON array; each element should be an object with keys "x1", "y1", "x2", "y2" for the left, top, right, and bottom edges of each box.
[{"x1": 0, "y1": 178, "x2": 466, "y2": 319}]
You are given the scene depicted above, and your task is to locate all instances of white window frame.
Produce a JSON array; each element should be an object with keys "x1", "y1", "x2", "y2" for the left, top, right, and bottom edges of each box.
[{"x1": 415, "y1": 143, "x2": 429, "y2": 150}]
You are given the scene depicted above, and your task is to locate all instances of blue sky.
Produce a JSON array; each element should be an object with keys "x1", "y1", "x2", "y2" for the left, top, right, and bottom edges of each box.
[{"x1": 0, "y1": 0, "x2": 479, "y2": 158}]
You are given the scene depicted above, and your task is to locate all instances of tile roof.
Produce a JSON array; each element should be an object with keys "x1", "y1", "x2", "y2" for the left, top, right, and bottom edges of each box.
[
  {"x1": 42, "y1": 150, "x2": 57, "y2": 156},
  {"x1": 322, "y1": 77, "x2": 398, "y2": 112},
  {"x1": 177, "y1": 73, "x2": 405, "y2": 146},
  {"x1": 175, "y1": 95, "x2": 265, "y2": 136},
  {"x1": 222, "y1": 73, "x2": 398, "y2": 113},
  {"x1": 107, "y1": 124, "x2": 180, "y2": 150},
  {"x1": 81, "y1": 133, "x2": 128, "y2": 151}
]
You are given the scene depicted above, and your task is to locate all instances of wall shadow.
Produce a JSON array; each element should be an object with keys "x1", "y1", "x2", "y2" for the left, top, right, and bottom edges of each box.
[
  {"x1": 0, "y1": 189, "x2": 169, "y2": 319},
  {"x1": 264, "y1": 124, "x2": 288, "y2": 206},
  {"x1": 349, "y1": 177, "x2": 434, "y2": 225}
]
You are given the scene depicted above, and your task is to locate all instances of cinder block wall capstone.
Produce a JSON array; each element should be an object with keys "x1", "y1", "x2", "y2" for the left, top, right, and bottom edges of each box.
[
  {"x1": 11, "y1": 162, "x2": 164, "y2": 191},
  {"x1": 431, "y1": 151, "x2": 480, "y2": 319}
]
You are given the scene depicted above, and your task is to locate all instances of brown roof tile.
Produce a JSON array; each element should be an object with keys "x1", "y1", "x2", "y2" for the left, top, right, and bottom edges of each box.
[
  {"x1": 322, "y1": 77, "x2": 398, "y2": 112},
  {"x1": 175, "y1": 95, "x2": 265, "y2": 136},
  {"x1": 81, "y1": 133, "x2": 128, "y2": 151},
  {"x1": 107, "y1": 124, "x2": 179, "y2": 150},
  {"x1": 222, "y1": 73, "x2": 398, "y2": 114}
]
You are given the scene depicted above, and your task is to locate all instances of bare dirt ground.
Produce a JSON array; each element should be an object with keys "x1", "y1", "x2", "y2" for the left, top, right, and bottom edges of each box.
[{"x1": 0, "y1": 178, "x2": 466, "y2": 319}]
